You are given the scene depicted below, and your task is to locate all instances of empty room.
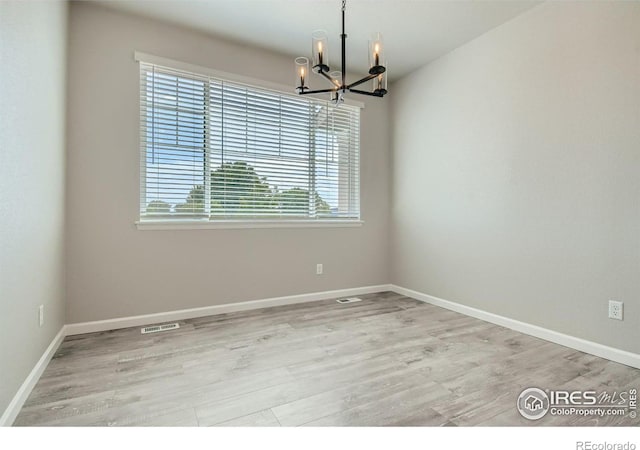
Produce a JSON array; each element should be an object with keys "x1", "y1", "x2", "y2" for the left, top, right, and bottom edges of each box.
[{"x1": 1, "y1": 0, "x2": 639, "y2": 445}]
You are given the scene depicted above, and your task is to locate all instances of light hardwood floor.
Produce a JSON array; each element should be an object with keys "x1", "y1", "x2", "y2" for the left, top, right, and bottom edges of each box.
[{"x1": 15, "y1": 292, "x2": 640, "y2": 426}]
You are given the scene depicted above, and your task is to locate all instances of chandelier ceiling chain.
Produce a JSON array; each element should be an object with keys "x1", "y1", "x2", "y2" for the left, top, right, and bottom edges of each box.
[{"x1": 294, "y1": 0, "x2": 388, "y2": 104}]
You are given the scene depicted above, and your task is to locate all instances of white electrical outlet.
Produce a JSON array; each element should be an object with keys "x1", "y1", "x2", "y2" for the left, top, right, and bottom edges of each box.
[
  {"x1": 38, "y1": 305, "x2": 44, "y2": 327},
  {"x1": 316, "y1": 263, "x2": 323, "y2": 275},
  {"x1": 608, "y1": 300, "x2": 623, "y2": 321}
]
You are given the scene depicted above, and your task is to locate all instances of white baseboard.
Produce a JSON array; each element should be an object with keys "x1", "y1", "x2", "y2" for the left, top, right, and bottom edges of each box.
[
  {"x1": 390, "y1": 284, "x2": 640, "y2": 370},
  {"x1": 0, "y1": 326, "x2": 66, "y2": 427},
  {"x1": 65, "y1": 284, "x2": 394, "y2": 336}
]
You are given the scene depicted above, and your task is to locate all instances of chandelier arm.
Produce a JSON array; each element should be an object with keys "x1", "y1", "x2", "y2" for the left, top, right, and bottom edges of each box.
[
  {"x1": 347, "y1": 88, "x2": 384, "y2": 97},
  {"x1": 299, "y1": 87, "x2": 339, "y2": 95},
  {"x1": 346, "y1": 73, "x2": 378, "y2": 90}
]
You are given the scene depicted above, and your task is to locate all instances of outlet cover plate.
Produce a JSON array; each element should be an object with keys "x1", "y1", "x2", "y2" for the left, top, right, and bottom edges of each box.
[{"x1": 608, "y1": 300, "x2": 623, "y2": 321}]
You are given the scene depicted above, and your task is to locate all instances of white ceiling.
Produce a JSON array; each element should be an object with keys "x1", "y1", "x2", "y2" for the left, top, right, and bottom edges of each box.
[{"x1": 95, "y1": 0, "x2": 541, "y2": 80}]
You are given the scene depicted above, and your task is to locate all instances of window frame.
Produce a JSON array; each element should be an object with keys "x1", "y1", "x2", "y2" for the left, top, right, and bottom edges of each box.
[{"x1": 135, "y1": 52, "x2": 364, "y2": 230}]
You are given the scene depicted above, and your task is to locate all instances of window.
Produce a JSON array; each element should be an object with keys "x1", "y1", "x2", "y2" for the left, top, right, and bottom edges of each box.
[{"x1": 139, "y1": 61, "x2": 360, "y2": 226}]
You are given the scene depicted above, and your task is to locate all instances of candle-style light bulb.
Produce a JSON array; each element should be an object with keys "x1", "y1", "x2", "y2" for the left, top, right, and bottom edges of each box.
[
  {"x1": 312, "y1": 30, "x2": 329, "y2": 72},
  {"x1": 369, "y1": 33, "x2": 384, "y2": 74},
  {"x1": 294, "y1": 56, "x2": 309, "y2": 90}
]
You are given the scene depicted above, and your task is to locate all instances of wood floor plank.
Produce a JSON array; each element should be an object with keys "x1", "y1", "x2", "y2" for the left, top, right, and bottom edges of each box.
[
  {"x1": 431, "y1": 387, "x2": 517, "y2": 426},
  {"x1": 14, "y1": 391, "x2": 117, "y2": 426},
  {"x1": 194, "y1": 355, "x2": 407, "y2": 426},
  {"x1": 301, "y1": 382, "x2": 453, "y2": 426},
  {"x1": 271, "y1": 368, "x2": 435, "y2": 426},
  {"x1": 215, "y1": 409, "x2": 281, "y2": 427},
  {"x1": 112, "y1": 367, "x2": 296, "y2": 414},
  {"x1": 33, "y1": 404, "x2": 199, "y2": 427}
]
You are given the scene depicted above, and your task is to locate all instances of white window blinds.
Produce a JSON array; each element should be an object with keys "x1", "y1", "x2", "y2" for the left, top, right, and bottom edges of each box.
[{"x1": 139, "y1": 61, "x2": 360, "y2": 222}]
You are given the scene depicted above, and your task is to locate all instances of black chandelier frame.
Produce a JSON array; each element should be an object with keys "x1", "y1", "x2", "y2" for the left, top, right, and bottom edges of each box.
[{"x1": 296, "y1": 0, "x2": 388, "y2": 101}]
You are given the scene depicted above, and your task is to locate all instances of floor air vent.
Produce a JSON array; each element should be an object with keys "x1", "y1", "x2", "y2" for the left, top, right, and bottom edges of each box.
[
  {"x1": 141, "y1": 323, "x2": 180, "y2": 334},
  {"x1": 336, "y1": 297, "x2": 363, "y2": 304}
]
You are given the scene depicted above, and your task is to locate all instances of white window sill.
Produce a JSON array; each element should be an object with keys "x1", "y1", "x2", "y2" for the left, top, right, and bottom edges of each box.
[{"x1": 135, "y1": 219, "x2": 364, "y2": 230}]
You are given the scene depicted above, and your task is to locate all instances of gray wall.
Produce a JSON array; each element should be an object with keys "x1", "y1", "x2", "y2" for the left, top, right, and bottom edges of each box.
[
  {"x1": 0, "y1": 1, "x2": 68, "y2": 415},
  {"x1": 66, "y1": 3, "x2": 390, "y2": 323},
  {"x1": 391, "y1": 1, "x2": 640, "y2": 353}
]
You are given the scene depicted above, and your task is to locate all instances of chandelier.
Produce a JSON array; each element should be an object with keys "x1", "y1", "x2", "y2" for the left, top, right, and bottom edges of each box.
[{"x1": 294, "y1": 0, "x2": 388, "y2": 104}]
